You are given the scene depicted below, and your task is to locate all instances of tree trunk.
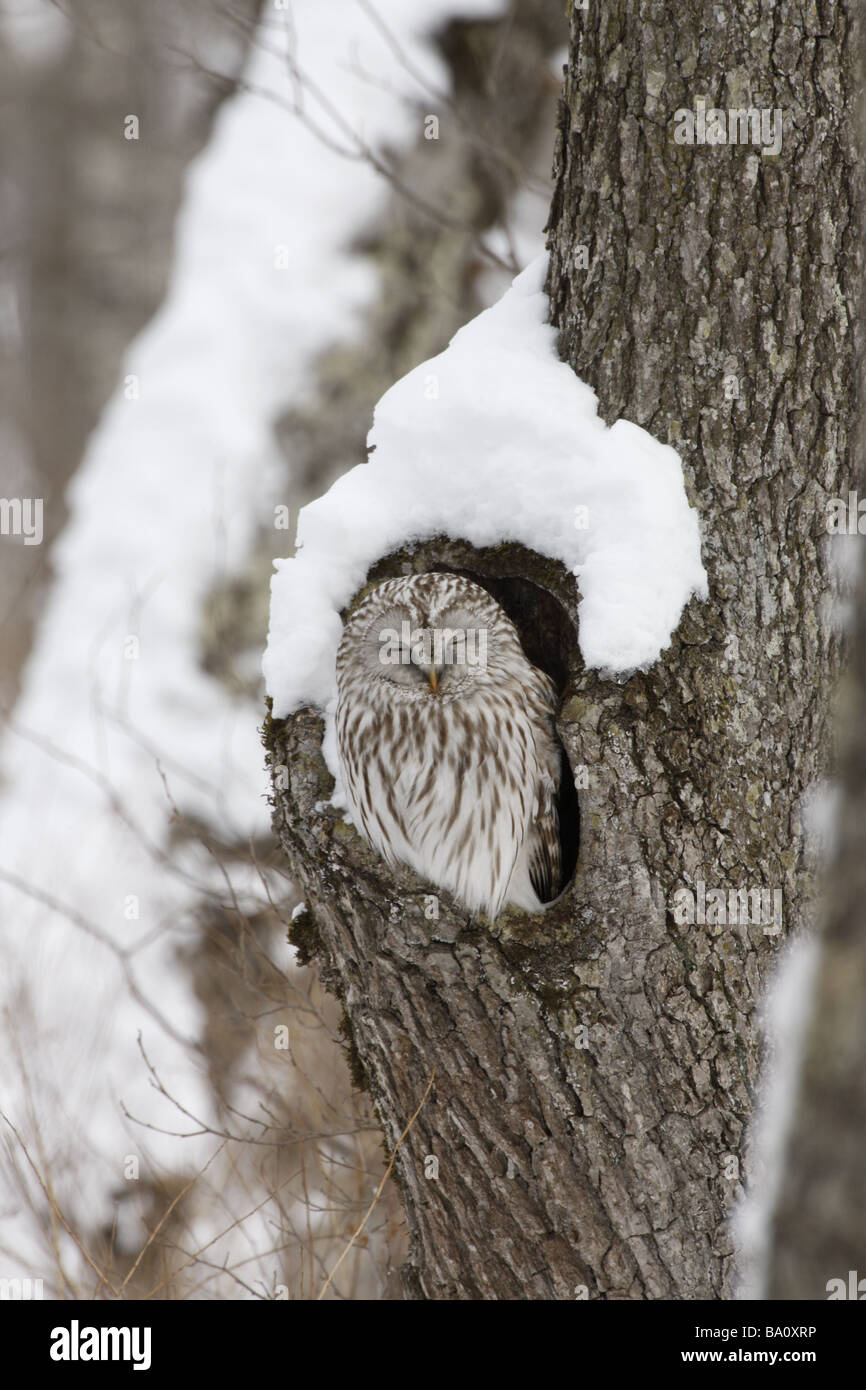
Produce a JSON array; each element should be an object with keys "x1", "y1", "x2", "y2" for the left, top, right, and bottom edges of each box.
[
  {"x1": 767, "y1": 480, "x2": 866, "y2": 1298},
  {"x1": 267, "y1": 3, "x2": 863, "y2": 1299}
]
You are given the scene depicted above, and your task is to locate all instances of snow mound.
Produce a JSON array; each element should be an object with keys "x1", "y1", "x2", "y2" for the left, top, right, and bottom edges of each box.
[{"x1": 265, "y1": 254, "x2": 707, "y2": 721}]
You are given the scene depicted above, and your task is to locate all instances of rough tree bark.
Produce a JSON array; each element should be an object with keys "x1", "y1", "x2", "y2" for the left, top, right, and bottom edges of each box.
[{"x1": 266, "y1": 3, "x2": 862, "y2": 1298}]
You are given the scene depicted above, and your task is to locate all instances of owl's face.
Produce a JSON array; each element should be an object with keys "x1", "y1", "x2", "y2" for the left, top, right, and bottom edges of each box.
[{"x1": 337, "y1": 572, "x2": 521, "y2": 705}]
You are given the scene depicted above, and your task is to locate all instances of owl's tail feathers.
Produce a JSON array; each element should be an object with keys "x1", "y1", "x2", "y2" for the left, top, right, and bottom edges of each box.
[{"x1": 504, "y1": 790, "x2": 561, "y2": 915}]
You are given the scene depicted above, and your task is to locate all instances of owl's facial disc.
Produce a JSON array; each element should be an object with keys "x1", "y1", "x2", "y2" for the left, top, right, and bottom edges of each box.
[
  {"x1": 357, "y1": 606, "x2": 428, "y2": 693},
  {"x1": 359, "y1": 604, "x2": 488, "y2": 699}
]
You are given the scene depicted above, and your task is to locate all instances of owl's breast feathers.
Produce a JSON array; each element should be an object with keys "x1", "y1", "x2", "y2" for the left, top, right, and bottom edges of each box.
[
  {"x1": 337, "y1": 669, "x2": 560, "y2": 919},
  {"x1": 334, "y1": 572, "x2": 562, "y2": 919}
]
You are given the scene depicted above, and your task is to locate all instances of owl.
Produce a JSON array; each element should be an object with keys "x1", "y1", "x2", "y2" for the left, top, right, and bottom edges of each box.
[{"x1": 334, "y1": 571, "x2": 563, "y2": 920}]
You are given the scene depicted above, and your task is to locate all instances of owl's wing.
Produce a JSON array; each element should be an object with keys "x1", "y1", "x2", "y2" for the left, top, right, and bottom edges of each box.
[{"x1": 525, "y1": 763, "x2": 561, "y2": 903}]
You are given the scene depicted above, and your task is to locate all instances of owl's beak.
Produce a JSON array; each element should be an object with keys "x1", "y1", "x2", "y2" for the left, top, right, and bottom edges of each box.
[{"x1": 426, "y1": 667, "x2": 440, "y2": 694}]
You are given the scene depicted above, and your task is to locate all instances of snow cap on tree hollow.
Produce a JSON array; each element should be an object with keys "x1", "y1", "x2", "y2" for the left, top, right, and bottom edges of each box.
[{"x1": 264, "y1": 254, "x2": 707, "y2": 719}]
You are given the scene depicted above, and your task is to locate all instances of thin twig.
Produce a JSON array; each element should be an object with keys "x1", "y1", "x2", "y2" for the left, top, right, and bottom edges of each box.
[
  {"x1": 317, "y1": 1067, "x2": 435, "y2": 1300},
  {"x1": 117, "y1": 1142, "x2": 228, "y2": 1296},
  {"x1": 0, "y1": 1110, "x2": 122, "y2": 1298}
]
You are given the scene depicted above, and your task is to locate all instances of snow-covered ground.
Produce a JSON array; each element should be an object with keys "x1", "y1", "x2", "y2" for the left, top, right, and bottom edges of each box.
[{"x1": 0, "y1": 0, "x2": 503, "y2": 1292}]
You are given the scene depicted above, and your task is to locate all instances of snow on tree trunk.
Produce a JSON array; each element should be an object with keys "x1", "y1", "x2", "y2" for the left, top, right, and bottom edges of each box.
[{"x1": 266, "y1": 3, "x2": 863, "y2": 1298}]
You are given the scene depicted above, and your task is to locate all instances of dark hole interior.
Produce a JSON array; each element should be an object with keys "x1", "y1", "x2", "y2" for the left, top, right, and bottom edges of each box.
[{"x1": 433, "y1": 566, "x2": 580, "y2": 902}]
